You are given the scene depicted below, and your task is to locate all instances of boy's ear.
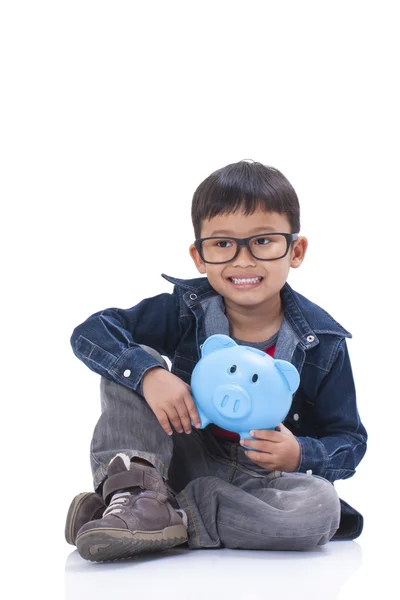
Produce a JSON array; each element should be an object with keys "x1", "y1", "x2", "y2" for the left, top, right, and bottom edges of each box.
[
  {"x1": 189, "y1": 244, "x2": 207, "y2": 274},
  {"x1": 290, "y1": 236, "x2": 308, "y2": 269}
]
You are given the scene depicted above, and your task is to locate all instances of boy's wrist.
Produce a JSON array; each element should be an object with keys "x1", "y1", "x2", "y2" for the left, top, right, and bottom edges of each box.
[
  {"x1": 139, "y1": 366, "x2": 166, "y2": 396},
  {"x1": 142, "y1": 366, "x2": 164, "y2": 382}
]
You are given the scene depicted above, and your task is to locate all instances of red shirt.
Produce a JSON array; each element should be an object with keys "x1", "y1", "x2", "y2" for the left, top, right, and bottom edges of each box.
[{"x1": 209, "y1": 344, "x2": 276, "y2": 442}]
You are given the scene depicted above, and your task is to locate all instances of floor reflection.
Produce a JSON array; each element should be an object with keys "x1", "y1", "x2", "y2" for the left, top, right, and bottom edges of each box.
[{"x1": 65, "y1": 541, "x2": 362, "y2": 600}]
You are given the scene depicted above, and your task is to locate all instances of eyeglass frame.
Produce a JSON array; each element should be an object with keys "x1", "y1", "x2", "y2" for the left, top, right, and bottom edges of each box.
[{"x1": 194, "y1": 232, "x2": 299, "y2": 264}]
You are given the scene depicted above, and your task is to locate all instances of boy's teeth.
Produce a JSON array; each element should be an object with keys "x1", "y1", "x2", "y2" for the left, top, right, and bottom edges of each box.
[{"x1": 231, "y1": 277, "x2": 261, "y2": 284}]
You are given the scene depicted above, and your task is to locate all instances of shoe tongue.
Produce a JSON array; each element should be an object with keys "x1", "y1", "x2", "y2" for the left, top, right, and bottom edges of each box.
[
  {"x1": 103, "y1": 460, "x2": 165, "y2": 504},
  {"x1": 107, "y1": 455, "x2": 130, "y2": 477}
]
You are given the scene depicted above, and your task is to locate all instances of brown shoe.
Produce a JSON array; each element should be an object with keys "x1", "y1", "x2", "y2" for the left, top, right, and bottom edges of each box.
[
  {"x1": 65, "y1": 492, "x2": 105, "y2": 546},
  {"x1": 75, "y1": 454, "x2": 188, "y2": 562}
]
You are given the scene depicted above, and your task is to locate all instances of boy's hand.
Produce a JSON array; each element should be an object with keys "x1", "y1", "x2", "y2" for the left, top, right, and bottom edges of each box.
[
  {"x1": 142, "y1": 367, "x2": 201, "y2": 436},
  {"x1": 240, "y1": 423, "x2": 301, "y2": 472}
]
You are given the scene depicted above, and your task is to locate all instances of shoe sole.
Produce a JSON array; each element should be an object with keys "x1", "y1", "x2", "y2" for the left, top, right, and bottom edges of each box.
[
  {"x1": 76, "y1": 524, "x2": 188, "y2": 562},
  {"x1": 65, "y1": 492, "x2": 103, "y2": 546}
]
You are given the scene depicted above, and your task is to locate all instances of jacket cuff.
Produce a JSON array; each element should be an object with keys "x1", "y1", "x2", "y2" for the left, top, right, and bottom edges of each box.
[
  {"x1": 296, "y1": 436, "x2": 330, "y2": 478},
  {"x1": 74, "y1": 335, "x2": 167, "y2": 394},
  {"x1": 111, "y1": 347, "x2": 167, "y2": 393}
]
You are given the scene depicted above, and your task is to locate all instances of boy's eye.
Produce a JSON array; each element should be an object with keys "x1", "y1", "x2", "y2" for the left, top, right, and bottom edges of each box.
[
  {"x1": 216, "y1": 240, "x2": 233, "y2": 248},
  {"x1": 254, "y1": 237, "x2": 271, "y2": 245}
]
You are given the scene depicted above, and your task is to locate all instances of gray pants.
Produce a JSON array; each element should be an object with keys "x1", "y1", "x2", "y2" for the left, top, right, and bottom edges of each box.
[{"x1": 90, "y1": 351, "x2": 341, "y2": 551}]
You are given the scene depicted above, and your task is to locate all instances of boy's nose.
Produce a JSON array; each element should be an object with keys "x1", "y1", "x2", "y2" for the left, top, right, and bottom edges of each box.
[{"x1": 232, "y1": 245, "x2": 257, "y2": 265}]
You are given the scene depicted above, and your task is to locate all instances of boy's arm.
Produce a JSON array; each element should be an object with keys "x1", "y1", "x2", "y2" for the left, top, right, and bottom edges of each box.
[
  {"x1": 70, "y1": 291, "x2": 181, "y2": 393},
  {"x1": 296, "y1": 339, "x2": 367, "y2": 483}
]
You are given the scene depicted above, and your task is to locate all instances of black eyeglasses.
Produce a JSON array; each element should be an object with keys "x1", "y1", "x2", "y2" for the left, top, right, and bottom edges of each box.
[{"x1": 194, "y1": 232, "x2": 299, "y2": 264}]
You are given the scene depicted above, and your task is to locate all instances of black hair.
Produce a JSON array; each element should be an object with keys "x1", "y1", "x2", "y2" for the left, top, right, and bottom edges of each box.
[{"x1": 191, "y1": 160, "x2": 300, "y2": 239}]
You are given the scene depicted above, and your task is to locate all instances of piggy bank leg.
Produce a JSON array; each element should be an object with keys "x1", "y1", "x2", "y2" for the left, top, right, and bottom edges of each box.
[{"x1": 191, "y1": 409, "x2": 211, "y2": 429}]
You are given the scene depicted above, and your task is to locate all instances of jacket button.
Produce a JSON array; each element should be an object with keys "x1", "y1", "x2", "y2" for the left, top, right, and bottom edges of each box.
[
  {"x1": 189, "y1": 293, "x2": 197, "y2": 300},
  {"x1": 123, "y1": 369, "x2": 131, "y2": 378},
  {"x1": 306, "y1": 335, "x2": 315, "y2": 343},
  {"x1": 293, "y1": 413, "x2": 299, "y2": 421},
  {"x1": 306, "y1": 469, "x2": 313, "y2": 476}
]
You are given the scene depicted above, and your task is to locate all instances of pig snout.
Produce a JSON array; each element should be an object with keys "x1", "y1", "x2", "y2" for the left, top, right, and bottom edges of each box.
[{"x1": 212, "y1": 384, "x2": 252, "y2": 419}]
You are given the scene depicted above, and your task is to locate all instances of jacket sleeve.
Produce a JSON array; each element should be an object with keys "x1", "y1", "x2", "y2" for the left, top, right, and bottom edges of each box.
[
  {"x1": 70, "y1": 289, "x2": 181, "y2": 393},
  {"x1": 296, "y1": 340, "x2": 367, "y2": 483}
]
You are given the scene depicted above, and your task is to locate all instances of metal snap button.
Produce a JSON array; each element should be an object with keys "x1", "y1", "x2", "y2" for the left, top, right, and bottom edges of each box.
[
  {"x1": 293, "y1": 413, "x2": 299, "y2": 421},
  {"x1": 306, "y1": 335, "x2": 315, "y2": 343},
  {"x1": 199, "y1": 344, "x2": 203, "y2": 349},
  {"x1": 123, "y1": 369, "x2": 131, "y2": 378},
  {"x1": 306, "y1": 469, "x2": 313, "y2": 476},
  {"x1": 189, "y1": 293, "x2": 197, "y2": 300}
]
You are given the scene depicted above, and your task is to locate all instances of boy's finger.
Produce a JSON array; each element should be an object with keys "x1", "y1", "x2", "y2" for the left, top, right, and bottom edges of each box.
[
  {"x1": 240, "y1": 438, "x2": 273, "y2": 453},
  {"x1": 183, "y1": 394, "x2": 201, "y2": 428},
  {"x1": 166, "y1": 407, "x2": 184, "y2": 433},
  {"x1": 275, "y1": 423, "x2": 293, "y2": 436},
  {"x1": 249, "y1": 429, "x2": 281, "y2": 442},
  {"x1": 175, "y1": 403, "x2": 193, "y2": 434},
  {"x1": 244, "y1": 450, "x2": 272, "y2": 467},
  {"x1": 156, "y1": 409, "x2": 174, "y2": 436}
]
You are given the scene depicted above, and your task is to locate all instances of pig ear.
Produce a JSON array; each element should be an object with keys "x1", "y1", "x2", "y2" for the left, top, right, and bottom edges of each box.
[
  {"x1": 201, "y1": 334, "x2": 237, "y2": 357},
  {"x1": 274, "y1": 360, "x2": 300, "y2": 393}
]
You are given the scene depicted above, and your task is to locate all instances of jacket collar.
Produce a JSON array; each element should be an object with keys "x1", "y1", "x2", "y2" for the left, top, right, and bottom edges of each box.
[
  {"x1": 161, "y1": 273, "x2": 351, "y2": 345},
  {"x1": 162, "y1": 273, "x2": 212, "y2": 293}
]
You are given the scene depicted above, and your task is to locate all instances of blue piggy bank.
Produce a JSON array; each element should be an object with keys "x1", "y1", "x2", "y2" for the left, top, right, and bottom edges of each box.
[{"x1": 191, "y1": 334, "x2": 300, "y2": 440}]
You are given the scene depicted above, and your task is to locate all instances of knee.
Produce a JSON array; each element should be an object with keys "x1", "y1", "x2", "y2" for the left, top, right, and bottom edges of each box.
[
  {"x1": 184, "y1": 476, "x2": 226, "y2": 495},
  {"x1": 311, "y1": 476, "x2": 341, "y2": 514},
  {"x1": 307, "y1": 476, "x2": 341, "y2": 540},
  {"x1": 275, "y1": 474, "x2": 340, "y2": 547},
  {"x1": 99, "y1": 375, "x2": 151, "y2": 411}
]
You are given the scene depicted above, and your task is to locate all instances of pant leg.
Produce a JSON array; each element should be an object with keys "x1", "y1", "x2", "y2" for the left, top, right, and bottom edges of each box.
[
  {"x1": 90, "y1": 376, "x2": 173, "y2": 490},
  {"x1": 90, "y1": 346, "x2": 224, "y2": 493},
  {"x1": 176, "y1": 447, "x2": 341, "y2": 551},
  {"x1": 167, "y1": 423, "x2": 245, "y2": 495}
]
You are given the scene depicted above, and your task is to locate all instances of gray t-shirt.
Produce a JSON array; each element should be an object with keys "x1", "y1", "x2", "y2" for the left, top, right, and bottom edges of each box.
[{"x1": 231, "y1": 330, "x2": 279, "y2": 352}]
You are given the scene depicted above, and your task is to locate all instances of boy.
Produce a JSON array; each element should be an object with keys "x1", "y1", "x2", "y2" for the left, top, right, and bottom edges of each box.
[{"x1": 65, "y1": 160, "x2": 367, "y2": 561}]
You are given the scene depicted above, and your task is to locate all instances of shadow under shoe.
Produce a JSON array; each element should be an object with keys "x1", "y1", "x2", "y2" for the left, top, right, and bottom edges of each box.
[{"x1": 75, "y1": 454, "x2": 188, "y2": 562}]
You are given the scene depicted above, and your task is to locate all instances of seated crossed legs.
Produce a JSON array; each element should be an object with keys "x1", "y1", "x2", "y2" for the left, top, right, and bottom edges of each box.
[{"x1": 65, "y1": 347, "x2": 341, "y2": 561}]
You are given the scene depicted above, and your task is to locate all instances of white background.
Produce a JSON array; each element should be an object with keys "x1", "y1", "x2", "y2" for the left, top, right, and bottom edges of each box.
[{"x1": 1, "y1": 1, "x2": 399, "y2": 598}]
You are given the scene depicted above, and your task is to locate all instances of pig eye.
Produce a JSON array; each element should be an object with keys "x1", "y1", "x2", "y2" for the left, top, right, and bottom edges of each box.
[
  {"x1": 251, "y1": 374, "x2": 259, "y2": 383},
  {"x1": 229, "y1": 365, "x2": 237, "y2": 373}
]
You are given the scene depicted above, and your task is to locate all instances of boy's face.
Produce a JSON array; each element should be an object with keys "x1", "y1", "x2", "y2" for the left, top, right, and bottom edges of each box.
[{"x1": 189, "y1": 209, "x2": 308, "y2": 309}]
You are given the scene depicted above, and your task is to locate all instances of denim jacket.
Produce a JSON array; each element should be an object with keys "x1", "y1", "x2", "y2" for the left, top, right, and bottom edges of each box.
[{"x1": 71, "y1": 273, "x2": 367, "y2": 485}]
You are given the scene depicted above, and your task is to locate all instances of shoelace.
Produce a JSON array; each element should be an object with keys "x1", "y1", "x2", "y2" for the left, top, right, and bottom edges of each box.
[
  {"x1": 102, "y1": 490, "x2": 188, "y2": 527},
  {"x1": 102, "y1": 491, "x2": 131, "y2": 517}
]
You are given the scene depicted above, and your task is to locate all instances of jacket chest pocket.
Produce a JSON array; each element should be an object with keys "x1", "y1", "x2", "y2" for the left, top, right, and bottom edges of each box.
[{"x1": 171, "y1": 353, "x2": 198, "y2": 385}]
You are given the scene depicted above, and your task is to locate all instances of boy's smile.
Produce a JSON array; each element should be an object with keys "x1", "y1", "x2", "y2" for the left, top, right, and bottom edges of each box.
[
  {"x1": 227, "y1": 275, "x2": 263, "y2": 289},
  {"x1": 189, "y1": 209, "x2": 308, "y2": 333}
]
